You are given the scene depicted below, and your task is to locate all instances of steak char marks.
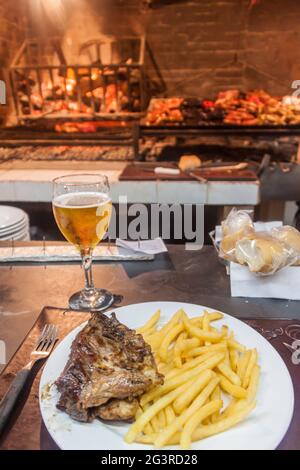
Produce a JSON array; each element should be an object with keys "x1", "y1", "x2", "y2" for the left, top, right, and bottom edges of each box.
[{"x1": 56, "y1": 312, "x2": 163, "y2": 422}]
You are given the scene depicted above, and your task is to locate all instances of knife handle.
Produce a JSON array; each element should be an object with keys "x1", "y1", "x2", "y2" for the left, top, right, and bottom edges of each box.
[{"x1": 0, "y1": 368, "x2": 30, "y2": 437}]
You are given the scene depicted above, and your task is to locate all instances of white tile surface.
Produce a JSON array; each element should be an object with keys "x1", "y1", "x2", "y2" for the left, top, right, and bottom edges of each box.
[
  {"x1": 0, "y1": 169, "x2": 260, "y2": 205},
  {"x1": 207, "y1": 181, "x2": 260, "y2": 205}
]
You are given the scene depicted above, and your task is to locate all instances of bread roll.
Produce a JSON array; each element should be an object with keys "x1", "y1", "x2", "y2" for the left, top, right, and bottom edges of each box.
[
  {"x1": 235, "y1": 234, "x2": 288, "y2": 274},
  {"x1": 272, "y1": 226, "x2": 300, "y2": 265},
  {"x1": 178, "y1": 155, "x2": 202, "y2": 172},
  {"x1": 219, "y1": 209, "x2": 254, "y2": 261},
  {"x1": 221, "y1": 209, "x2": 254, "y2": 237},
  {"x1": 220, "y1": 229, "x2": 251, "y2": 261}
]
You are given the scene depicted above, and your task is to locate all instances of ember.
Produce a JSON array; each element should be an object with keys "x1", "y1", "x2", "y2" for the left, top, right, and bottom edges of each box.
[{"x1": 9, "y1": 38, "x2": 147, "y2": 122}]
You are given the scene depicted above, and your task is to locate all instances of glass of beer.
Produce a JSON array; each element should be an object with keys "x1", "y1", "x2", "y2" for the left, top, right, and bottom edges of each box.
[{"x1": 52, "y1": 174, "x2": 114, "y2": 311}]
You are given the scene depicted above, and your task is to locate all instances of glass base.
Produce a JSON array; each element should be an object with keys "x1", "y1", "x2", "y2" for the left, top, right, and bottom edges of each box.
[{"x1": 69, "y1": 288, "x2": 115, "y2": 312}]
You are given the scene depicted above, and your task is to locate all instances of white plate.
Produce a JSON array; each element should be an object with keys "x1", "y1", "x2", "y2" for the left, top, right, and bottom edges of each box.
[
  {"x1": 0, "y1": 220, "x2": 29, "y2": 238},
  {"x1": 0, "y1": 216, "x2": 28, "y2": 236},
  {"x1": 0, "y1": 206, "x2": 27, "y2": 230},
  {"x1": 39, "y1": 301, "x2": 294, "y2": 450},
  {"x1": 0, "y1": 227, "x2": 29, "y2": 241}
]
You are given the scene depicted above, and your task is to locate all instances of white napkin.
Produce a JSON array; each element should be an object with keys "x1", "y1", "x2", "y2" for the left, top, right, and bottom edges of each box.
[
  {"x1": 214, "y1": 220, "x2": 283, "y2": 243},
  {"x1": 0, "y1": 245, "x2": 154, "y2": 263},
  {"x1": 116, "y1": 238, "x2": 168, "y2": 255},
  {"x1": 230, "y1": 262, "x2": 300, "y2": 300}
]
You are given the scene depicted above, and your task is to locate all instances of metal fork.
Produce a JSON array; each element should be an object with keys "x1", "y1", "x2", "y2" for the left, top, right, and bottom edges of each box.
[{"x1": 0, "y1": 324, "x2": 59, "y2": 437}]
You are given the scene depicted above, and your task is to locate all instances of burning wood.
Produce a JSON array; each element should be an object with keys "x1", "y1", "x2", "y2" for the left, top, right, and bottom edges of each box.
[{"x1": 9, "y1": 38, "x2": 147, "y2": 122}]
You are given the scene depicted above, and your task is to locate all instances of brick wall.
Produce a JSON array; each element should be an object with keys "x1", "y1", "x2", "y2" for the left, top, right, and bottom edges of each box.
[
  {"x1": 145, "y1": 0, "x2": 300, "y2": 97},
  {"x1": 51, "y1": 0, "x2": 300, "y2": 99},
  {"x1": 0, "y1": 0, "x2": 28, "y2": 123}
]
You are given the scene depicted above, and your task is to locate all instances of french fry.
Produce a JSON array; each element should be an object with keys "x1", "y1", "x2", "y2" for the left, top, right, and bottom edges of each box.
[
  {"x1": 191, "y1": 311, "x2": 224, "y2": 327},
  {"x1": 125, "y1": 376, "x2": 197, "y2": 443},
  {"x1": 228, "y1": 338, "x2": 246, "y2": 353},
  {"x1": 242, "y1": 349, "x2": 258, "y2": 388},
  {"x1": 165, "y1": 405, "x2": 176, "y2": 426},
  {"x1": 166, "y1": 351, "x2": 221, "y2": 379},
  {"x1": 206, "y1": 311, "x2": 224, "y2": 322},
  {"x1": 180, "y1": 338, "x2": 201, "y2": 352},
  {"x1": 159, "y1": 323, "x2": 184, "y2": 361},
  {"x1": 173, "y1": 369, "x2": 214, "y2": 414},
  {"x1": 136, "y1": 309, "x2": 160, "y2": 334},
  {"x1": 154, "y1": 376, "x2": 220, "y2": 448},
  {"x1": 158, "y1": 409, "x2": 166, "y2": 428},
  {"x1": 220, "y1": 376, "x2": 247, "y2": 398},
  {"x1": 150, "y1": 415, "x2": 160, "y2": 433},
  {"x1": 148, "y1": 309, "x2": 183, "y2": 350},
  {"x1": 130, "y1": 308, "x2": 259, "y2": 450},
  {"x1": 191, "y1": 401, "x2": 256, "y2": 442},
  {"x1": 229, "y1": 347, "x2": 239, "y2": 372},
  {"x1": 154, "y1": 400, "x2": 256, "y2": 446},
  {"x1": 217, "y1": 361, "x2": 241, "y2": 386},
  {"x1": 174, "y1": 331, "x2": 188, "y2": 368},
  {"x1": 182, "y1": 315, "x2": 225, "y2": 343},
  {"x1": 202, "y1": 311, "x2": 211, "y2": 346},
  {"x1": 181, "y1": 399, "x2": 223, "y2": 449},
  {"x1": 136, "y1": 434, "x2": 156, "y2": 444},
  {"x1": 247, "y1": 364, "x2": 260, "y2": 402},
  {"x1": 141, "y1": 353, "x2": 224, "y2": 406},
  {"x1": 182, "y1": 342, "x2": 226, "y2": 358},
  {"x1": 210, "y1": 385, "x2": 221, "y2": 423},
  {"x1": 237, "y1": 350, "x2": 251, "y2": 382}
]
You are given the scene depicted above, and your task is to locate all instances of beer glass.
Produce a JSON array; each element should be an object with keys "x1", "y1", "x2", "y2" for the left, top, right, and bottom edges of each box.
[{"x1": 52, "y1": 174, "x2": 113, "y2": 311}]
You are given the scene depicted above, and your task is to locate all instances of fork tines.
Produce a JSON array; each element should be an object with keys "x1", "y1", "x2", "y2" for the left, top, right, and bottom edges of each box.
[{"x1": 35, "y1": 324, "x2": 58, "y2": 352}]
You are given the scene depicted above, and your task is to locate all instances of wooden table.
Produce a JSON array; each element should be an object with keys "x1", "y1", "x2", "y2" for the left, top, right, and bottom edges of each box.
[{"x1": 0, "y1": 244, "x2": 299, "y2": 450}]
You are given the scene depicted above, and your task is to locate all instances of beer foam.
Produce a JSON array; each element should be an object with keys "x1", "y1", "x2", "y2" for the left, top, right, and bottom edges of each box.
[{"x1": 53, "y1": 191, "x2": 111, "y2": 209}]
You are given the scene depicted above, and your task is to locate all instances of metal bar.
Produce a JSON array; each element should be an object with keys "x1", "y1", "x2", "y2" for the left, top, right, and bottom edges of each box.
[
  {"x1": 48, "y1": 67, "x2": 55, "y2": 90},
  {"x1": 96, "y1": 43, "x2": 101, "y2": 64},
  {"x1": 139, "y1": 36, "x2": 146, "y2": 65},
  {"x1": 138, "y1": 67, "x2": 144, "y2": 113},
  {"x1": 127, "y1": 67, "x2": 132, "y2": 111},
  {"x1": 63, "y1": 66, "x2": 70, "y2": 109},
  {"x1": 102, "y1": 70, "x2": 107, "y2": 112},
  {"x1": 11, "y1": 40, "x2": 27, "y2": 67},
  {"x1": 15, "y1": 111, "x2": 144, "y2": 120},
  {"x1": 140, "y1": 67, "x2": 147, "y2": 111},
  {"x1": 11, "y1": 64, "x2": 134, "y2": 71},
  {"x1": 9, "y1": 71, "x2": 20, "y2": 119},
  {"x1": 114, "y1": 68, "x2": 119, "y2": 112},
  {"x1": 25, "y1": 69, "x2": 33, "y2": 115},
  {"x1": 89, "y1": 69, "x2": 96, "y2": 114},
  {"x1": 74, "y1": 66, "x2": 82, "y2": 112},
  {"x1": 36, "y1": 68, "x2": 44, "y2": 110}
]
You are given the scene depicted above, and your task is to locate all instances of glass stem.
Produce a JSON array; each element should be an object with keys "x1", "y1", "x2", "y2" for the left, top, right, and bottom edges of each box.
[{"x1": 82, "y1": 253, "x2": 94, "y2": 291}]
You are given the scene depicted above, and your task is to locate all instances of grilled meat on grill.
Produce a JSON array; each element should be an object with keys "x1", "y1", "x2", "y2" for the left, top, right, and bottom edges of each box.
[{"x1": 55, "y1": 312, "x2": 163, "y2": 422}]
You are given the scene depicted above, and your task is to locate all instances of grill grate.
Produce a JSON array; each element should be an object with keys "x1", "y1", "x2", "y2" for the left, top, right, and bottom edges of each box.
[{"x1": 9, "y1": 38, "x2": 148, "y2": 123}]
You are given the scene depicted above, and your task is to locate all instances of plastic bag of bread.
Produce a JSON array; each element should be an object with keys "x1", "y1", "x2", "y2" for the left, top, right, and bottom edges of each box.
[
  {"x1": 235, "y1": 232, "x2": 298, "y2": 275},
  {"x1": 271, "y1": 225, "x2": 300, "y2": 265},
  {"x1": 219, "y1": 208, "x2": 255, "y2": 262}
]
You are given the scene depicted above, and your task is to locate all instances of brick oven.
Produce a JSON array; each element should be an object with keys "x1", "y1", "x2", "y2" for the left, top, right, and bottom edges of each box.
[{"x1": 0, "y1": 0, "x2": 300, "y2": 166}]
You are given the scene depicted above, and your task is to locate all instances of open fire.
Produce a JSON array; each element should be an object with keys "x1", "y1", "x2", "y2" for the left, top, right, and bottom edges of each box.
[{"x1": 9, "y1": 37, "x2": 147, "y2": 124}]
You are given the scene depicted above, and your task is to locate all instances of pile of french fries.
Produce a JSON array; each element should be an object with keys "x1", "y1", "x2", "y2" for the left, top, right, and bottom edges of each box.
[{"x1": 125, "y1": 308, "x2": 260, "y2": 449}]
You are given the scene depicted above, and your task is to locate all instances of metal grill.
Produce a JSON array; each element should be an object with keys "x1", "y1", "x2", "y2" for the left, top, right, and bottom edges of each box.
[{"x1": 9, "y1": 37, "x2": 148, "y2": 123}]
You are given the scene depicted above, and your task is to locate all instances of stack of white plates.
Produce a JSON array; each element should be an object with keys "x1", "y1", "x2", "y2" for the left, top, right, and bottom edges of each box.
[{"x1": 0, "y1": 206, "x2": 30, "y2": 241}]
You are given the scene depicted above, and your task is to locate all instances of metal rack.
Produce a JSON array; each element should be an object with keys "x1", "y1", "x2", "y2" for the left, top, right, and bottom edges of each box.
[{"x1": 9, "y1": 37, "x2": 148, "y2": 123}]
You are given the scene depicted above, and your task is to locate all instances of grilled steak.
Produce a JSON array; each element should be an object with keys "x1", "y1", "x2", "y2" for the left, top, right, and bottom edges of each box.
[{"x1": 56, "y1": 312, "x2": 163, "y2": 422}]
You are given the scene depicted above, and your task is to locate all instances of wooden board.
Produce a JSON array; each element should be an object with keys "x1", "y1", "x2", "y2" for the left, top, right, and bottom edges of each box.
[{"x1": 119, "y1": 163, "x2": 258, "y2": 181}]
